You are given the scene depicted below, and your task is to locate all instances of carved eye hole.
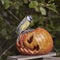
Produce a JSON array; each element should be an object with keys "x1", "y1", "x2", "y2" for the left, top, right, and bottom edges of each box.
[
  {"x1": 33, "y1": 45, "x2": 39, "y2": 51},
  {"x1": 27, "y1": 35, "x2": 33, "y2": 44}
]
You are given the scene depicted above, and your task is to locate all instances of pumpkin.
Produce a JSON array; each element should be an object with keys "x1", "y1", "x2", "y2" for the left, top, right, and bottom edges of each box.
[{"x1": 16, "y1": 28, "x2": 53, "y2": 55}]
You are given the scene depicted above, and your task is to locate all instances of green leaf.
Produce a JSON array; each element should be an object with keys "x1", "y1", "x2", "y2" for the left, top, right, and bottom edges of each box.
[
  {"x1": 47, "y1": 7, "x2": 58, "y2": 14},
  {"x1": 35, "y1": 7, "x2": 39, "y2": 12},
  {"x1": 3, "y1": 0, "x2": 10, "y2": 9},
  {"x1": 40, "y1": 7, "x2": 46, "y2": 15},
  {"x1": 4, "y1": 3, "x2": 10, "y2": 9},
  {"x1": 13, "y1": 2, "x2": 20, "y2": 10},
  {"x1": 1, "y1": 0, "x2": 4, "y2": 4},
  {"x1": 23, "y1": 0, "x2": 29, "y2": 4},
  {"x1": 29, "y1": 1, "x2": 38, "y2": 8},
  {"x1": 48, "y1": 0, "x2": 54, "y2": 3},
  {"x1": 46, "y1": 3, "x2": 58, "y2": 14}
]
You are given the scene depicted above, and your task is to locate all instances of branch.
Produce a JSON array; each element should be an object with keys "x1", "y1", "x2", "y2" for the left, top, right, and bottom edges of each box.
[
  {"x1": 7, "y1": 10, "x2": 20, "y2": 21},
  {"x1": 0, "y1": 43, "x2": 15, "y2": 58}
]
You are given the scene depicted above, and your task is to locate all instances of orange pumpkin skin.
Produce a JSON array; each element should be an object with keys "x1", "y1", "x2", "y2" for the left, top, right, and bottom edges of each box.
[{"x1": 16, "y1": 28, "x2": 53, "y2": 55}]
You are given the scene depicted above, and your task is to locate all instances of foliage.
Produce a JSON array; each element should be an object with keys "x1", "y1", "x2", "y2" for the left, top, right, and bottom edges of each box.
[
  {"x1": 0, "y1": 0, "x2": 58, "y2": 15},
  {"x1": 0, "y1": 0, "x2": 60, "y2": 60}
]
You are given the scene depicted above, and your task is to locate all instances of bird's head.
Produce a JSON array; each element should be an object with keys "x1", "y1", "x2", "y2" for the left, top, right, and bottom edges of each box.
[{"x1": 27, "y1": 15, "x2": 33, "y2": 22}]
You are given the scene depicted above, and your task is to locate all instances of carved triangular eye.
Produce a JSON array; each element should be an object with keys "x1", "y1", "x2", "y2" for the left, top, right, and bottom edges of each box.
[
  {"x1": 27, "y1": 35, "x2": 33, "y2": 44},
  {"x1": 33, "y1": 45, "x2": 39, "y2": 51}
]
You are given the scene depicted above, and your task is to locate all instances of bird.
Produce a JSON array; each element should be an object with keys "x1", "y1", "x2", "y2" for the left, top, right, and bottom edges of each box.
[{"x1": 16, "y1": 15, "x2": 33, "y2": 35}]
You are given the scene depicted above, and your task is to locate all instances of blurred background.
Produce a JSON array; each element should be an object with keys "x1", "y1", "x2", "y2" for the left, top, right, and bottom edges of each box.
[{"x1": 0, "y1": 0, "x2": 60, "y2": 60}]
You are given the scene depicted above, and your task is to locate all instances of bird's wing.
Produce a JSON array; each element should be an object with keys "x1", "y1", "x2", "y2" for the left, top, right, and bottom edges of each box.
[{"x1": 17, "y1": 18, "x2": 26, "y2": 30}]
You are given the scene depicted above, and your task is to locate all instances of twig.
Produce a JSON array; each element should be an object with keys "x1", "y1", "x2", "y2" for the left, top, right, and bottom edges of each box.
[
  {"x1": 53, "y1": 46, "x2": 59, "y2": 56},
  {"x1": 0, "y1": 10, "x2": 20, "y2": 58},
  {"x1": 7, "y1": 10, "x2": 20, "y2": 21},
  {"x1": 0, "y1": 43, "x2": 15, "y2": 58}
]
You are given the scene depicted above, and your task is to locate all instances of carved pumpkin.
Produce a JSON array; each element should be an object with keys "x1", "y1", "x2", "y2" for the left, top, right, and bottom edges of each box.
[{"x1": 16, "y1": 28, "x2": 53, "y2": 55}]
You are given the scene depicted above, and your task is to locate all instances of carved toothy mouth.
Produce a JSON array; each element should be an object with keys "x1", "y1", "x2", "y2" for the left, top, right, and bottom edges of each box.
[
  {"x1": 27, "y1": 35, "x2": 39, "y2": 51},
  {"x1": 33, "y1": 45, "x2": 39, "y2": 51}
]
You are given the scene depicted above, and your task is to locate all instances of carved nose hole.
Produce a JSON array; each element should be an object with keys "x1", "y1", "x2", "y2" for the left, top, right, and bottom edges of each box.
[
  {"x1": 27, "y1": 35, "x2": 33, "y2": 44},
  {"x1": 33, "y1": 45, "x2": 39, "y2": 50}
]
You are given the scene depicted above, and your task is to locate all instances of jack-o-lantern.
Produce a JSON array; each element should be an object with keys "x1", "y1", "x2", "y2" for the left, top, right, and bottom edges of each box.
[{"x1": 16, "y1": 28, "x2": 53, "y2": 55}]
